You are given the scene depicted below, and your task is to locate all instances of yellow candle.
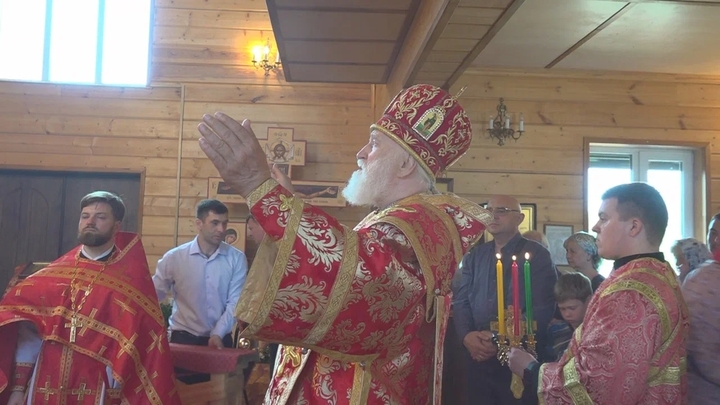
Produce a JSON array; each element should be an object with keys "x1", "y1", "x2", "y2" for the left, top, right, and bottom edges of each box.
[{"x1": 496, "y1": 253, "x2": 505, "y2": 335}]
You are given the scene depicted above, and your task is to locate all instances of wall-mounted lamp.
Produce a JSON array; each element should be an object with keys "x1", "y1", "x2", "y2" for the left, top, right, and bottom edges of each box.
[
  {"x1": 252, "y1": 39, "x2": 281, "y2": 76},
  {"x1": 487, "y1": 98, "x2": 524, "y2": 146}
]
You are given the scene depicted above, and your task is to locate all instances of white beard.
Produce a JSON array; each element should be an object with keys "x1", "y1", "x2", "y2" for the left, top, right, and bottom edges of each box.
[{"x1": 342, "y1": 158, "x2": 397, "y2": 207}]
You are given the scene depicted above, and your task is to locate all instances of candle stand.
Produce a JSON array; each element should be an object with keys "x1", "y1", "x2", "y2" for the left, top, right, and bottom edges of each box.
[{"x1": 491, "y1": 305, "x2": 537, "y2": 399}]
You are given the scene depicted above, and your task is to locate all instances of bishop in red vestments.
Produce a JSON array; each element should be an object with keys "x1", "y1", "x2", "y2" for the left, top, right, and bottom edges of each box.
[
  {"x1": 197, "y1": 84, "x2": 492, "y2": 404},
  {"x1": 0, "y1": 191, "x2": 180, "y2": 405},
  {"x1": 508, "y1": 183, "x2": 688, "y2": 404}
]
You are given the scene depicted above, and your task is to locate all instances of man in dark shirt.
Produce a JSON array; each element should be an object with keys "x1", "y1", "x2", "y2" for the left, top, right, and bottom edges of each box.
[{"x1": 453, "y1": 195, "x2": 558, "y2": 405}]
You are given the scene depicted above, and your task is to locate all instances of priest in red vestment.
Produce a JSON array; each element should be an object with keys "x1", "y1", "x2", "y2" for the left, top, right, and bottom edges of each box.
[
  {"x1": 196, "y1": 84, "x2": 492, "y2": 404},
  {"x1": 0, "y1": 191, "x2": 180, "y2": 405},
  {"x1": 508, "y1": 182, "x2": 688, "y2": 404}
]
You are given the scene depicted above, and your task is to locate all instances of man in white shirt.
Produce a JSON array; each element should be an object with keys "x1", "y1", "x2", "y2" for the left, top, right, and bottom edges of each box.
[{"x1": 153, "y1": 199, "x2": 248, "y2": 351}]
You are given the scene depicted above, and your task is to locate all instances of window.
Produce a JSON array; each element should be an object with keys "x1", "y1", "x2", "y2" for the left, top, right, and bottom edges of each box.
[
  {"x1": 0, "y1": 0, "x2": 152, "y2": 85},
  {"x1": 588, "y1": 145, "x2": 695, "y2": 277}
]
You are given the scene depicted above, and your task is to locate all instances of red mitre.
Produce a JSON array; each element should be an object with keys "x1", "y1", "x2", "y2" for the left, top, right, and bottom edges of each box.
[{"x1": 370, "y1": 84, "x2": 472, "y2": 180}]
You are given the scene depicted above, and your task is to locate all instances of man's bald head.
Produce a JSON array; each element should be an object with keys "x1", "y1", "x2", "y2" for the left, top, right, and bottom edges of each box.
[
  {"x1": 486, "y1": 195, "x2": 524, "y2": 240},
  {"x1": 488, "y1": 195, "x2": 521, "y2": 211}
]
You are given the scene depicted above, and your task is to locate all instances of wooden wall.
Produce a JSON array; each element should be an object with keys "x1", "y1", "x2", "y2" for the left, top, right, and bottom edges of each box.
[
  {"x1": 2, "y1": 0, "x2": 720, "y2": 268},
  {"x1": 0, "y1": 0, "x2": 374, "y2": 269},
  {"x1": 447, "y1": 67, "x2": 720, "y2": 237}
]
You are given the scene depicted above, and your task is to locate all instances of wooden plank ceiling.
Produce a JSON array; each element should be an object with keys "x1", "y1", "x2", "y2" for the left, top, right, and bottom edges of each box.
[
  {"x1": 471, "y1": 0, "x2": 720, "y2": 76},
  {"x1": 263, "y1": 0, "x2": 720, "y2": 87},
  {"x1": 266, "y1": 0, "x2": 422, "y2": 83},
  {"x1": 408, "y1": 0, "x2": 516, "y2": 88}
]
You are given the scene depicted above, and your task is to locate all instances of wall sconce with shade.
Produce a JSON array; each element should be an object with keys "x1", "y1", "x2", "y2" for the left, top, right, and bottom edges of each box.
[
  {"x1": 488, "y1": 98, "x2": 524, "y2": 146},
  {"x1": 252, "y1": 39, "x2": 281, "y2": 76}
]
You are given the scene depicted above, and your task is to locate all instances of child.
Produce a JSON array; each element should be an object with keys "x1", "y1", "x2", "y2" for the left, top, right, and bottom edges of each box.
[{"x1": 546, "y1": 272, "x2": 593, "y2": 361}]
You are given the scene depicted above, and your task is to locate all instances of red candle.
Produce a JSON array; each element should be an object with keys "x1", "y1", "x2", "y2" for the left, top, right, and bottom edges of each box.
[{"x1": 511, "y1": 255, "x2": 520, "y2": 336}]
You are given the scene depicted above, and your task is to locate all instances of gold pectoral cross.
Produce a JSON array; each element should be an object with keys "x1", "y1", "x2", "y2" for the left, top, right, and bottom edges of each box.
[{"x1": 65, "y1": 315, "x2": 83, "y2": 343}]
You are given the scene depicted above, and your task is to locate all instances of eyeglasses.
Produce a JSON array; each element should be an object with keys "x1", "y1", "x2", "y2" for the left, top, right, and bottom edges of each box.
[{"x1": 485, "y1": 207, "x2": 521, "y2": 216}]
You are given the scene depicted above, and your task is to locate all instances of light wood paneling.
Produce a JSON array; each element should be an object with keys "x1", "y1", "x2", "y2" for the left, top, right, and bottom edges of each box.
[
  {"x1": 450, "y1": 67, "x2": 719, "y2": 238},
  {"x1": 472, "y1": 0, "x2": 626, "y2": 69},
  {"x1": 409, "y1": 0, "x2": 511, "y2": 88},
  {"x1": 4, "y1": 0, "x2": 720, "y2": 271},
  {"x1": 276, "y1": 10, "x2": 406, "y2": 41},
  {"x1": 266, "y1": 0, "x2": 420, "y2": 83},
  {"x1": 154, "y1": 0, "x2": 268, "y2": 11},
  {"x1": 154, "y1": 1, "x2": 374, "y2": 260},
  {"x1": 556, "y1": 2, "x2": 720, "y2": 75},
  {"x1": 0, "y1": 82, "x2": 182, "y2": 266},
  {"x1": 281, "y1": 41, "x2": 396, "y2": 64},
  {"x1": 273, "y1": 0, "x2": 414, "y2": 9},
  {"x1": 442, "y1": 23, "x2": 492, "y2": 39},
  {"x1": 182, "y1": 83, "x2": 371, "y2": 106},
  {"x1": 447, "y1": 7, "x2": 503, "y2": 25},
  {"x1": 0, "y1": 0, "x2": 374, "y2": 266},
  {"x1": 154, "y1": 9, "x2": 272, "y2": 30}
]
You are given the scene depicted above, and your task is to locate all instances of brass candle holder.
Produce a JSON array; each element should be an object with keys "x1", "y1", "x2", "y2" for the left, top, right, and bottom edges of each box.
[{"x1": 490, "y1": 305, "x2": 537, "y2": 399}]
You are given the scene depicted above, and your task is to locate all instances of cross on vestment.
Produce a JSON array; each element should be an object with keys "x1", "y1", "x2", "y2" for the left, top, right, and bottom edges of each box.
[
  {"x1": 37, "y1": 380, "x2": 60, "y2": 401},
  {"x1": 14, "y1": 281, "x2": 34, "y2": 296},
  {"x1": 65, "y1": 315, "x2": 83, "y2": 343},
  {"x1": 72, "y1": 284, "x2": 92, "y2": 301},
  {"x1": 72, "y1": 382, "x2": 93, "y2": 401}
]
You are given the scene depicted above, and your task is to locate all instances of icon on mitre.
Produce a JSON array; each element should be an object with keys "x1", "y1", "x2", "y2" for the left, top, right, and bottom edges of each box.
[{"x1": 413, "y1": 106, "x2": 444, "y2": 140}]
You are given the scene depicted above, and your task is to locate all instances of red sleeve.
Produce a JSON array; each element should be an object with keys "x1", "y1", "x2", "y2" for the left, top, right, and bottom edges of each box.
[{"x1": 237, "y1": 179, "x2": 426, "y2": 361}]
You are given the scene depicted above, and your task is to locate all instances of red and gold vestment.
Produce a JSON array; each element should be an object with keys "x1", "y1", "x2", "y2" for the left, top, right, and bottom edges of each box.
[
  {"x1": 538, "y1": 256, "x2": 688, "y2": 404},
  {"x1": 236, "y1": 179, "x2": 491, "y2": 405},
  {"x1": 0, "y1": 232, "x2": 180, "y2": 405}
]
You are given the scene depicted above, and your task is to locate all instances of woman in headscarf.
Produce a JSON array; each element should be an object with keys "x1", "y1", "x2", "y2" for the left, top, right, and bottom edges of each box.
[
  {"x1": 563, "y1": 231, "x2": 604, "y2": 292},
  {"x1": 671, "y1": 238, "x2": 712, "y2": 282},
  {"x1": 681, "y1": 241, "x2": 720, "y2": 404}
]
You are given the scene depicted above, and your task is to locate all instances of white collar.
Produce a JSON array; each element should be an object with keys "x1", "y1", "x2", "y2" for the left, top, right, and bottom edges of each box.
[{"x1": 81, "y1": 245, "x2": 115, "y2": 261}]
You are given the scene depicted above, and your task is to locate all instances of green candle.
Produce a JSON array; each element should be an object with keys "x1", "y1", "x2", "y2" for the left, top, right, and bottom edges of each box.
[{"x1": 524, "y1": 252, "x2": 533, "y2": 335}]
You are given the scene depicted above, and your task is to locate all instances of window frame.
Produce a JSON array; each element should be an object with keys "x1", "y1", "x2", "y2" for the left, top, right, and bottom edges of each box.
[
  {"x1": 583, "y1": 138, "x2": 710, "y2": 245},
  {"x1": 0, "y1": 0, "x2": 154, "y2": 86}
]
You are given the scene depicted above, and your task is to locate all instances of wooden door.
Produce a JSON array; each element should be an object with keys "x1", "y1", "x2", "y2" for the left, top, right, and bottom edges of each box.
[
  {"x1": 0, "y1": 170, "x2": 141, "y2": 292},
  {"x1": 60, "y1": 172, "x2": 141, "y2": 255},
  {"x1": 0, "y1": 172, "x2": 64, "y2": 291}
]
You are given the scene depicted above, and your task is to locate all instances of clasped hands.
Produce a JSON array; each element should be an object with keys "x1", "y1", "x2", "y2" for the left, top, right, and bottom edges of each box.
[
  {"x1": 464, "y1": 331, "x2": 538, "y2": 378},
  {"x1": 463, "y1": 331, "x2": 497, "y2": 362}
]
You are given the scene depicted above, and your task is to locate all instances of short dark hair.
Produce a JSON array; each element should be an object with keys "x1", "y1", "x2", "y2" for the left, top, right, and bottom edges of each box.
[
  {"x1": 196, "y1": 199, "x2": 228, "y2": 220},
  {"x1": 246, "y1": 214, "x2": 258, "y2": 224},
  {"x1": 601, "y1": 182, "x2": 668, "y2": 246},
  {"x1": 80, "y1": 191, "x2": 125, "y2": 221},
  {"x1": 225, "y1": 228, "x2": 237, "y2": 237},
  {"x1": 554, "y1": 272, "x2": 593, "y2": 303}
]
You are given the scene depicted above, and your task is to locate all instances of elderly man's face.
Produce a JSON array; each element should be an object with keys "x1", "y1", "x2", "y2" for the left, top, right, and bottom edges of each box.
[{"x1": 342, "y1": 130, "x2": 405, "y2": 207}]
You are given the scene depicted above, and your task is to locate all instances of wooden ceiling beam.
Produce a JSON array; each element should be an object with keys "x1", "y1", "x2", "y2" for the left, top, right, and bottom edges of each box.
[
  {"x1": 374, "y1": 0, "x2": 459, "y2": 118},
  {"x1": 545, "y1": 3, "x2": 634, "y2": 69},
  {"x1": 442, "y1": 0, "x2": 524, "y2": 90}
]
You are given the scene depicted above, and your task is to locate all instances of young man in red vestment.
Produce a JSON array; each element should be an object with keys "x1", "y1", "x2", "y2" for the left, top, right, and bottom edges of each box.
[
  {"x1": 0, "y1": 191, "x2": 180, "y2": 405},
  {"x1": 196, "y1": 84, "x2": 493, "y2": 405},
  {"x1": 508, "y1": 182, "x2": 689, "y2": 404}
]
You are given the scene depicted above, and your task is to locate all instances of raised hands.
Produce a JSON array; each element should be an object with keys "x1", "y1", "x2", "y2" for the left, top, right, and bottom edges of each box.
[{"x1": 198, "y1": 113, "x2": 271, "y2": 197}]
